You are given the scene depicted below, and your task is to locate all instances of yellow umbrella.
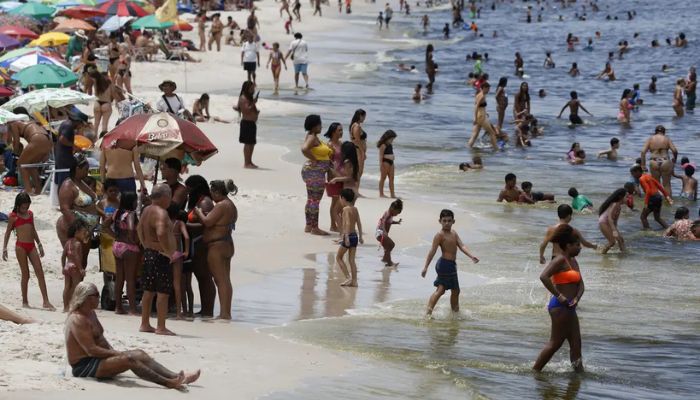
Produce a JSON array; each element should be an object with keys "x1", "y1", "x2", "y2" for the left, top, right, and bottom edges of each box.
[{"x1": 28, "y1": 32, "x2": 71, "y2": 47}]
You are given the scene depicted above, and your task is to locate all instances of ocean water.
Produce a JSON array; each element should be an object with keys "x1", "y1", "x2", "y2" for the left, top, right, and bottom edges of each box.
[{"x1": 246, "y1": 1, "x2": 700, "y2": 398}]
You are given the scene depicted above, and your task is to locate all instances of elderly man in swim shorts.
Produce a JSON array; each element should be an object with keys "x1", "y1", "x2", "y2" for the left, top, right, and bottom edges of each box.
[
  {"x1": 65, "y1": 282, "x2": 200, "y2": 388},
  {"x1": 137, "y1": 184, "x2": 177, "y2": 335}
]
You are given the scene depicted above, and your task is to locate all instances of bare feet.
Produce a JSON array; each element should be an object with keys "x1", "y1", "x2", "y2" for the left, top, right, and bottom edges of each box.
[
  {"x1": 42, "y1": 302, "x2": 56, "y2": 311},
  {"x1": 165, "y1": 373, "x2": 186, "y2": 389},
  {"x1": 310, "y1": 227, "x2": 330, "y2": 236},
  {"x1": 244, "y1": 163, "x2": 259, "y2": 169},
  {"x1": 155, "y1": 328, "x2": 176, "y2": 336},
  {"x1": 340, "y1": 280, "x2": 357, "y2": 287},
  {"x1": 139, "y1": 324, "x2": 156, "y2": 333},
  {"x1": 184, "y1": 369, "x2": 201, "y2": 384},
  {"x1": 22, "y1": 302, "x2": 30, "y2": 309},
  {"x1": 304, "y1": 225, "x2": 312, "y2": 233},
  {"x1": 214, "y1": 315, "x2": 232, "y2": 320},
  {"x1": 385, "y1": 261, "x2": 399, "y2": 267}
]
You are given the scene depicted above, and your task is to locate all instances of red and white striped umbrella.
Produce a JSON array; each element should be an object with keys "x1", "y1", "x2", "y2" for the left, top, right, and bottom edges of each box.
[
  {"x1": 100, "y1": 112, "x2": 217, "y2": 162},
  {"x1": 97, "y1": 0, "x2": 148, "y2": 17}
]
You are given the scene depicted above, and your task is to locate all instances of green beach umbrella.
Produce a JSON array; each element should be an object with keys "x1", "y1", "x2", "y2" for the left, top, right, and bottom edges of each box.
[
  {"x1": 9, "y1": 3, "x2": 57, "y2": 19},
  {"x1": 1, "y1": 87, "x2": 94, "y2": 114},
  {"x1": 13, "y1": 64, "x2": 77, "y2": 89},
  {"x1": 131, "y1": 14, "x2": 174, "y2": 31},
  {"x1": 0, "y1": 108, "x2": 29, "y2": 124}
]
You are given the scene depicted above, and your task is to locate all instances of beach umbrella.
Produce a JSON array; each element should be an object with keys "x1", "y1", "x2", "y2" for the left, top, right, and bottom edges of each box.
[
  {"x1": 131, "y1": 14, "x2": 174, "y2": 30},
  {"x1": 55, "y1": 0, "x2": 98, "y2": 8},
  {"x1": 59, "y1": 5, "x2": 105, "y2": 18},
  {"x1": 0, "y1": 25, "x2": 40, "y2": 40},
  {"x1": 0, "y1": 86, "x2": 15, "y2": 97},
  {"x1": 2, "y1": 52, "x2": 67, "y2": 72},
  {"x1": 0, "y1": 109, "x2": 29, "y2": 124},
  {"x1": 0, "y1": 47, "x2": 43, "y2": 64},
  {"x1": 0, "y1": 33, "x2": 21, "y2": 51},
  {"x1": 8, "y1": 3, "x2": 57, "y2": 19},
  {"x1": 170, "y1": 18, "x2": 193, "y2": 32},
  {"x1": 12, "y1": 64, "x2": 78, "y2": 88},
  {"x1": 98, "y1": 15, "x2": 134, "y2": 31},
  {"x1": 28, "y1": 32, "x2": 71, "y2": 47},
  {"x1": 0, "y1": 15, "x2": 41, "y2": 33},
  {"x1": 53, "y1": 19, "x2": 97, "y2": 32},
  {"x1": 1, "y1": 87, "x2": 94, "y2": 114},
  {"x1": 98, "y1": 0, "x2": 148, "y2": 17},
  {"x1": 0, "y1": 2, "x2": 23, "y2": 12},
  {"x1": 101, "y1": 112, "x2": 218, "y2": 163}
]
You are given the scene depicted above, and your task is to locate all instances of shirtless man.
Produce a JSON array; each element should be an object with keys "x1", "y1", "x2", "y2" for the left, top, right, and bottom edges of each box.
[
  {"x1": 137, "y1": 184, "x2": 177, "y2": 335},
  {"x1": 65, "y1": 282, "x2": 199, "y2": 388},
  {"x1": 557, "y1": 91, "x2": 592, "y2": 125},
  {"x1": 7, "y1": 119, "x2": 53, "y2": 195},
  {"x1": 497, "y1": 173, "x2": 521, "y2": 202},
  {"x1": 539, "y1": 204, "x2": 597, "y2": 264},
  {"x1": 640, "y1": 125, "x2": 678, "y2": 197}
]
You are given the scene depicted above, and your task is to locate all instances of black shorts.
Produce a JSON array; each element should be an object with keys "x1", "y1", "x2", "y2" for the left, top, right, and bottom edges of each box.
[
  {"x1": 142, "y1": 249, "x2": 172, "y2": 294},
  {"x1": 532, "y1": 192, "x2": 545, "y2": 202},
  {"x1": 569, "y1": 114, "x2": 583, "y2": 124},
  {"x1": 647, "y1": 193, "x2": 663, "y2": 212},
  {"x1": 72, "y1": 357, "x2": 101, "y2": 378},
  {"x1": 239, "y1": 120, "x2": 257, "y2": 145},
  {"x1": 243, "y1": 62, "x2": 257, "y2": 72}
]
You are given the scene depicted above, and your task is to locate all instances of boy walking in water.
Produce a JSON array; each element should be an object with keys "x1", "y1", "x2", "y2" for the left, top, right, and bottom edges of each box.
[
  {"x1": 336, "y1": 189, "x2": 363, "y2": 287},
  {"x1": 630, "y1": 166, "x2": 673, "y2": 229},
  {"x1": 421, "y1": 209, "x2": 479, "y2": 317}
]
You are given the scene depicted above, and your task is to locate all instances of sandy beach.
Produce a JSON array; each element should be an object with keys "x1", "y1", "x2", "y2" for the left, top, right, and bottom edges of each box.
[{"x1": 1, "y1": 2, "x2": 473, "y2": 398}]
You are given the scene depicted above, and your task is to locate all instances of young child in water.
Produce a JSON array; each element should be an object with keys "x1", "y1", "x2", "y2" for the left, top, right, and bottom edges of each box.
[
  {"x1": 459, "y1": 156, "x2": 483, "y2": 171},
  {"x1": 412, "y1": 84, "x2": 422, "y2": 101},
  {"x1": 518, "y1": 181, "x2": 556, "y2": 203},
  {"x1": 376, "y1": 199, "x2": 403, "y2": 267},
  {"x1": 623, "y1": 182, "x2": 638, "y2": 210},
  {"x1": 62, "y1": 219, "x2": 90, "y2": 312},
  {"x1": 336, "y1": 189, "x2": 363, "y2": 287},
  {"x1": 597, "y1": 137, "x2": 620, "y2": 160},
  {"x1": 2, "y1": 192, "x2": 54, "y2": 310},
  {"x1": 568, "y1": 187, "x2": 593, "y2": 211},
  {"x1": 648, "y1": 75, "x2": 658, "y2": 93},
  {"x1": 672, "y1": 164, "x2": 698, "y2": 201},
  {"x1": 421, "y1": 209, "x2": 479, "y2": 317}
]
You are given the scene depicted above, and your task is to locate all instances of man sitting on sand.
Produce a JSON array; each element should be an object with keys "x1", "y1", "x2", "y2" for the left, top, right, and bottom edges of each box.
[{"x1": 65, "y1": 282, "x2": 200, "y2": 388}]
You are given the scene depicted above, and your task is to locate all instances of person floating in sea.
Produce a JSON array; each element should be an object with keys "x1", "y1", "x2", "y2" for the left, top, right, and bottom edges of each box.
[
  {"x1": 557, "y1": 91, "x2": 592, "y2": 125},
  {"x1": 336, "y1": 189, "x2": 363, "y2": 287},
  {"x1": 2, "y1": 192, "x2": 54, "y2": 311},
  {"x1": 533, "y1": 225, "x2": 585, "y2": 373},
  {"x1": 412, "y1": 83, "x2": 422, "y2": 101},
  {"x1": 567, "y1": 188, "x2": 593, "y2": 212},
  {"x1": 459, "y1": 156, "x2": 483, "y2": 171},
  {"x1": 518, "y1": 182, "x2": 555, "y2": 204},
  {"x1": 421, "y1": 209, "x2": 479, "y2": 318},
  {"x1": 630, "y1": 165, "x2": 673, "y2": 229},
  {"x1": 597, "y1": 138, "x2": 620, "y2": 161},
  {"x1": 376, "y1": 199, "x2": 403, "y2": 267}
]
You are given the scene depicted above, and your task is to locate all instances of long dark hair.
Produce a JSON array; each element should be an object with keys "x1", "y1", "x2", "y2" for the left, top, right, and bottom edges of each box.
[
  {"x1": 377, "y1": 130, "x2": 397, "y2": 148},
  {"x1": 497, "y1": 76, "x2": 507, "y2": 88},
  {"x1": 114, "y1": 191, "x2": 137, "y2": 236},
  {"x1": 621, "y1": 88, "x2": 631, "y2": 100},
  {"x1": 350, "y1": 109, "x2": 366, "y2": 128},
  {"x1": 518, "y1": 82, "x2": 530, "y2": 101},
  {"x1": 91, "y1": 71, "x2": 111, "y2": 95},
  {"x1": 323, "y1": 122, "x2": 341, "y2": 139},
  {"x1": 599, "y1": 188, "x2": 627, "y2": 216},
  {"x1": 13, "y1": 192, "x2": 31, "y2": 214},
  {"x1": 185, "y1": 175, "x2": 211, "y2": 210},
  {"x1": 240, "y1": 81, "x2": 255, "y2": 102},
  {"x1": 426, "y1": 44, "x2": 434, "y2": 61},
  {"x1": 340, "y1": 141, "x2": 359, "y2": 181}
]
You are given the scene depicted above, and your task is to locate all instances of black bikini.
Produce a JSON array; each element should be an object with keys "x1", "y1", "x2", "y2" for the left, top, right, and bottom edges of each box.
[{"x1": 382, "y1": 144, "x2": 394, "y2": 165}]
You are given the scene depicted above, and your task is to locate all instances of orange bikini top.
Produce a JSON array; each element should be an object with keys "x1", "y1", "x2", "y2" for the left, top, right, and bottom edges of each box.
[{"x1": 551, "y1": 259, "x2": 581, "y2": 285}]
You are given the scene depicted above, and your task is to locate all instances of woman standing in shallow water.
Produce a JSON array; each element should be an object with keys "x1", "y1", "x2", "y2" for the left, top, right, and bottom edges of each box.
[
  {"x1": 618, "y1": 89, "x2": 632, "y2": 124},
  {"x1": 513, "y1": 82, "x2": 531, "y2": 119},
  {"x1": 495, "y1": 77, "x2": 508, "y2": 132},
  {"x1": 534, "y1": 225, "x2": 585, "y2": 373},
  {"x1": 673, "y1": 78, "x2": 686, "y2": 117},
  {"x1": 425, "y1": 44, "x2": 436, "y2": 93}
]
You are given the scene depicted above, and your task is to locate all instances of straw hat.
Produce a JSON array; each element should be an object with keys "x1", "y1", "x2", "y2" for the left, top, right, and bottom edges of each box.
[
  {"x1": 158, "y1": 80, "x2": 176, "y2": 91},
  {"x1": 75, "y1": 29, "x2": 88, "y2": 40}
]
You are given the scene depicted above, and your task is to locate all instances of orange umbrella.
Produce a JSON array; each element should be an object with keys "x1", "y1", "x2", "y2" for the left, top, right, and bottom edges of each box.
[
  {"x1": 169, "y1": 18, "x2": 193, "y2": 32},
  {"x1": 53, "y1": 19, "x2": 97, "y2": 33}
]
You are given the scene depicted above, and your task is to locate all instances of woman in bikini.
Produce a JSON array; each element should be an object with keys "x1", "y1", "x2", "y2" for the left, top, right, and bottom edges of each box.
[
  {"x1": 2, "y1": 192, "x2": 54, "y2": 310},
  {"x1": 349, "y1": 109, "x2": 367, "y2": 196},
  {"x1": 56, "y1": 154, "x2": 98, "y2": 270},
  {"x1": 673, "y1": 78, "x2": 685, "y2": 117},
  {"x1": 596, "y1": 61, "x2": 616, "y2": 81},
  {"x1": 193, "y1": 180, "x2": 238, "y2": 320},
  {"x1": 6, "y1": 118, "x2": 53, "y2": 195},
  {"x1": 598, "y1": 188, "x2": 626, "y2": 254},
  {"x1": 107, "y1": 33, "x2": 120, "y2": 80},
  {"x1": 618, "y1": 88, "x2": 632, "y2": 124},
  {"x1": 208, "y1": 14, "x2": 224, "y2": 52},
  {"x1": 468, "y1": 82, "x2": 499, "y2": 150},
  {"x1": 197, "y1": 11, "x2": 207, "y2": 51},
  {"x1": 640, "y1": 125, "x2": 678, "y2": 197},
  {"x1": 91, "y1": 71, "x2": 123, "y2": 137},
  {"x1": 513, "y1": 81, "x2": 531, "y2": 120},
  {"x1": 266, "y1": 42, "x2": 287, "y2": 94},
  {"x1": 115, "y1": 44, "x2": 132, "y2": 95},
  {"x1": 495, "y1": 77, "x2": 508, "y2": 132},
  {"x1": 184, "y1": 175, "x2": 216, "y2": 317},
  {"x1": 377, "y1": 130, "x2": 397, "y2": 198},
  {"x1": 324, "y1": 122, "x2": 344, "y2": 232},
  {"x1": 533, "y1": 224, "x2": 585, "y2": 373},
  {"x1": 80, "y1": 42, "x2": 97, "y2": 95},
  {"x1": 280, "y1": 0, "x2": 292, "y2": 18},
  {"x1": 109, "y1": 191, "x2": 140, "y2": 315},
  {"x1": 192, "y1": 93, "x2": 211, "y2": 122},
  {"x1": 329, "y1": 141, "x2": 360, "y2": 197}
]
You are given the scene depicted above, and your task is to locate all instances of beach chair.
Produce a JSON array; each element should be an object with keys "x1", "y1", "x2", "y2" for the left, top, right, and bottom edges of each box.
[{"x1": 158, "y1": 38, "x2": 186, "y2": 61}]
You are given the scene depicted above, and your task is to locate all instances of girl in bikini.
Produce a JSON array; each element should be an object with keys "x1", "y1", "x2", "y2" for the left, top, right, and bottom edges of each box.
[
  {"x1": 377, "y1": 130, "x2": 397, "y2": 198},
  {"x1": 91, "y1": 71, "x2": 124, "y2": 137},
  {"x1": 115, "y1": 44, "x2": 132, "y2": 94},
  {"x1": 618, "y1": 88, "x2": 632, "y2": 124},
  {"x1": 62, "y1": 219, "x2": 90, "y2": 312},
  {"x1": 2, "y1": 193, "x2": 54, "y2": 310},
  {"x1": 110, "y1": 192, "x2": 140, "y2": 315},
  {"x1": 266, "y1": 42, "x2": 287, "y2": 94},
  {"x1": 7, "y1": 118, "x2": 53, "y2": 195},
  {"x1": 673, "y1": 78, "x2": 686, "y2": 117},
  {"x1": 468, "y1": 82, "x2": 499, "y2": 150},
  {"x1": 598, "y1": 188, "x2": 626, "y2": 254}
]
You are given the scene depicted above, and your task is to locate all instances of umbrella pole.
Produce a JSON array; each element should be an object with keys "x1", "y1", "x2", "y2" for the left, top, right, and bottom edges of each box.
[{"x1": 153, "y1": 157, "x2": 159, "y2": 185}]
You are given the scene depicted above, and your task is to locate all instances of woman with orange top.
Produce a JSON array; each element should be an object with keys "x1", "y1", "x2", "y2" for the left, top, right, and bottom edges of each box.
[{"x1": 533, "y1": 224, "x2": 585, "y2": 372}]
